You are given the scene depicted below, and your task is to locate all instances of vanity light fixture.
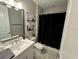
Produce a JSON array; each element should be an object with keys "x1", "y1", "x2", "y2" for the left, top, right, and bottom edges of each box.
[
  {"x1": 15, "y1": 7, "x2": 19, "y2": 11},
  {"x1": 6, "y1": 4, "x2": 12, "y2": 8},
  {"x1": 0, "y1": 0, "x2": 3, "y2": 2}
]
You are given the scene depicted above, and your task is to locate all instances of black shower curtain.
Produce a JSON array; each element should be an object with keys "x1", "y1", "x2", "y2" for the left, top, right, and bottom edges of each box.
[{"x1": 38, "y1": 13, "x2": 66, "y2": 49}]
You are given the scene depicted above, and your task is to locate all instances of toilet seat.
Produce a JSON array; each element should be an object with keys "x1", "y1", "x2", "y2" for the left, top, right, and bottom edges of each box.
[{"x1": 34, "y1": 43, "x2": 44, "y2": 50}]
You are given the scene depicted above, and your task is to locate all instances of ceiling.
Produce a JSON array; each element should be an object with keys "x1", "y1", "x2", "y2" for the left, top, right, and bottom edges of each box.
[
  {"x1": 33, "y1": 0, "x2": 68, "y2": 9},
  {"x1": 14, "y1": 0, "x2": 68, "y2": 9}
]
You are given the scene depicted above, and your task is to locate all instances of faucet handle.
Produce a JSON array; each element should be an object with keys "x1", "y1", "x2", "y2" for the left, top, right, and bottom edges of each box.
[
  {"x1": 15, "y1": 39, "x2": 18, "y2": 44},
  {"x1": 11, "y1": 42, "x2": 14, "y2": 46}
]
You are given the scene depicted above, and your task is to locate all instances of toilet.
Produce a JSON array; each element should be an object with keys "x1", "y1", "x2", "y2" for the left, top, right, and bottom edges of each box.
[
  {"x1": 30, "y1": 36, "x2": 59, "y2": 59},
  {"x1": 30, "y1": 37, "x2": 44, "y2": 53},
  {"x1": 30, "y1": 37, "x2": 59, "y2": 59},
  {"x1": 33, "y1": 42, "x2": 59, "y2": 59},
  {"x1": 34, "y1": 43, "x2": 44, "y2": 53}
]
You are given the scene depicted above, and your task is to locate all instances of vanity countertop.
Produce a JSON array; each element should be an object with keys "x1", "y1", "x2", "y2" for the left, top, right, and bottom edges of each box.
[{"x1": 5, "y1": 38, "x2": 35, "y2": 58}]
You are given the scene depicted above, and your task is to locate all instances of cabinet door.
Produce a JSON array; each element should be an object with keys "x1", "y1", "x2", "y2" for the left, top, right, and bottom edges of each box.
[
  {"x1": 15, "y1": 55, "x2": 28, "y2": 59},
  {"x1": 22, "y1": 55, "x2": 28, "y2": 59},
  {"x1": 14, "y1": 46, "x2": 33, "y2": 59},
  {"x1": 24, "y1": 55, "x2": 28, "y2": 59},
  {"x1": 24, "y1": 46, "x2": 33, "y2": 59}
]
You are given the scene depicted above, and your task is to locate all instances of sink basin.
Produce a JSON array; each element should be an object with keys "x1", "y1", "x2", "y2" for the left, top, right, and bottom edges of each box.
[
  {"x1": 10, "y1": 41, "x2": 28, "y2": 50},
  {"x1": 9, "y1": 41, "x2": 32, "y2": 56}
]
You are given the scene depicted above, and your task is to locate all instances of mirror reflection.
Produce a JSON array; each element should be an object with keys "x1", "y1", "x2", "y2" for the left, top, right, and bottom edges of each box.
[{"x1": 0, "y1": 2, "x2": 24, "y2": 40}]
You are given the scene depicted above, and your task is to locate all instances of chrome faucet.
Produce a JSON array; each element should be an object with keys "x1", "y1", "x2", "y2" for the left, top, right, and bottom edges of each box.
[{"x1": 15, "y1": 39, "x2": 18, "y2": 44}]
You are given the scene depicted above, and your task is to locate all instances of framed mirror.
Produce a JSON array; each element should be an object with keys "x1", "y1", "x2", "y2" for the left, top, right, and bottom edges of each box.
[{"x1": 0, "y1": 2, "x2": 25, "y2": 41}]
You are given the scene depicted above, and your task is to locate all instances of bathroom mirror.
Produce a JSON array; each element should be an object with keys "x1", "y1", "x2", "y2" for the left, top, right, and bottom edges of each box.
[{"x1": 0, "y1": 2, "x2": 25, "y2": 41}]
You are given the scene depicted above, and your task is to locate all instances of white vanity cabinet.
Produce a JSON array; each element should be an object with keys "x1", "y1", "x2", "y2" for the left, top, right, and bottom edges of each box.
[
  {"x1": 14, "y1": 45, "x2": 33, "y2": 59},
  {"x1": 8, "y1": 39, "x2": 35, "y2": 59}
]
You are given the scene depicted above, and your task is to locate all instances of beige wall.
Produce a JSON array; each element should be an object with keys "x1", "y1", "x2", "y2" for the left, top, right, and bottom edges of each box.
[
  {"x1": 20, "y1": 0, "x2": 36, "y2": 38},
  {"x1": 20, "y1": 0, "x2": 36, "y2": 16},
  {"x1": 20, "y1": 0, "x2": 43, "y2": 38},
  {"x1": 60, "y1": 0, "x2": 78, "y2": 59},
  {"x1": 38, "y1": 5, "x2": 43, "y2": 15},
  {"x1": 36, "y1": 4, "x2": 43, "y2": 39},
  {"x1": 43, "y1": 6, "x2": 67, "y2": 14}
]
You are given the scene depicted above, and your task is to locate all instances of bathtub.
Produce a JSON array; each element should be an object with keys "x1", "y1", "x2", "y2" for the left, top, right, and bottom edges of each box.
[{"x1": 33, "y1": 45, "x2": 59, "y2": 59}]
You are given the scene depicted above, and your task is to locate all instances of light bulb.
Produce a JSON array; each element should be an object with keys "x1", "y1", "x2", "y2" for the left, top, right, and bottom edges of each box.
[
  {"x1": 15, "y1": 8, "x2": 19, "y2": 11},
  {"x1": 6, "y1": 5, "x2": 11, "y2": 8}
]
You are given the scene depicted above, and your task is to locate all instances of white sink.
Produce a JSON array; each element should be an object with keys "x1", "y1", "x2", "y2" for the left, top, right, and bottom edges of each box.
[
  {"x1": 8, "y1": 39, "x2": 34, "y2": 56},
  {"x1": 10, "y1": 41, "x2": 28, "y2": 50}
]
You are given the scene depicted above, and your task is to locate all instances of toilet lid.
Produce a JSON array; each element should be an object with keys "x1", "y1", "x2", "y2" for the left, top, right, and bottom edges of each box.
[{"x1": 34, "y1": 43, "x2": 43, "y2": 50}]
